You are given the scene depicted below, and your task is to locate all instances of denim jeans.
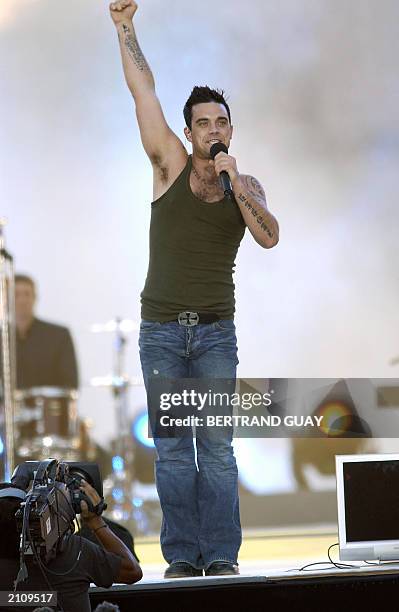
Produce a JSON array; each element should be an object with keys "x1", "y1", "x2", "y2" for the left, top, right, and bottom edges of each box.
[{"x1": 138, "y1": 319, "x2": 242, "y2": 570}]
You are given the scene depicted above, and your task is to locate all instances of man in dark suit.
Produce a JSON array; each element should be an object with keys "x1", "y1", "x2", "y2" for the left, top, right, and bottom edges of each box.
[{"x1": 15, "y1": 274, "x2": 79, "y2": 389}]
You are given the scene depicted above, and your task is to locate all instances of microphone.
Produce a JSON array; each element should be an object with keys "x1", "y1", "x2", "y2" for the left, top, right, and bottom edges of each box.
[{"x1": 210, "y1": 142, "x2": 233, "y2": 199}]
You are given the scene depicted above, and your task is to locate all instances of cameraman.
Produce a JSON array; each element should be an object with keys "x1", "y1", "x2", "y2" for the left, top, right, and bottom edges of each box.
[{"x1": 0, "y1": 480, "x2": 142, "y2": 611}]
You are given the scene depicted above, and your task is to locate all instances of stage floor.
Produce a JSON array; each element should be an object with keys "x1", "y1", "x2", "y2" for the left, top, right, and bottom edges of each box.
[
  {"x1": 133, "y1": 524, "x2": 341, "y2": 580},
  {"x1": 90, "y1": 527, "x2": 399, "y2": 610}
]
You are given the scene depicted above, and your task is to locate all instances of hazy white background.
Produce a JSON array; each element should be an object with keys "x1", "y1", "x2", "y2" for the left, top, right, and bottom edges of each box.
[{"x1": 1, "y1": 0, "x2": 398, "y2": 454}]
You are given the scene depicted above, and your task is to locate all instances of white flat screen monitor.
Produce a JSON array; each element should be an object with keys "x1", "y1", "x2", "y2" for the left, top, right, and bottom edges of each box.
[{"x1": 336, "y1": 453, "x2": 399, "y2": 561}]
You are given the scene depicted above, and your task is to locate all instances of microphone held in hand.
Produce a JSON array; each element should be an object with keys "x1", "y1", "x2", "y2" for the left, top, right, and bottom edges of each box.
[{"x1": 210, "y1": 142, "x2": 233, "y2": 199}]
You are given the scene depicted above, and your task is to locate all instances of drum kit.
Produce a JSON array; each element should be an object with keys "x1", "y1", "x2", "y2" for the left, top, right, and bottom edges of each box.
[
  {"x1": 12, "y1": 318, "x2": 143, "y2": 463},
  {"x1": 1, "y1": 221, "x2": 158, "y2": 533},
  {"x1": 10, "y1": 317, "x2": 157, "y2": 534},
  {"x1": 14, "y1": 386, "x2": 80, "y2": 459}
]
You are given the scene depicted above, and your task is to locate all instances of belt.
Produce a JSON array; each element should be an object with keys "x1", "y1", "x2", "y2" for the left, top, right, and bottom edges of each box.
[{"x1": 168, "y1": 311, "x2": 220, "y2": 326}]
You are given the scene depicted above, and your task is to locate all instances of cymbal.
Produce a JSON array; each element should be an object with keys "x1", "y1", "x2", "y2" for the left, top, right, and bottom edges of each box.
[
  {"x1": 89, "y1": 375, "x2": 144, "y2": 388},
  {"x1": 90, "y1": 318, "x2": 139, "y2": 333},
  {"x1": 15, "y1": 387, "x2": 78, "y2": 399}
]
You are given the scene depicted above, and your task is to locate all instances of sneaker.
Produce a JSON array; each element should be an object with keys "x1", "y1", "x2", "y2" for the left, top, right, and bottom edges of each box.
[
  {"x1": 164, "y1": 562, "x2": 203, "y2": 578},
  {"x1": 205, "y1": 562, "x2": 240, "y2": 576}
]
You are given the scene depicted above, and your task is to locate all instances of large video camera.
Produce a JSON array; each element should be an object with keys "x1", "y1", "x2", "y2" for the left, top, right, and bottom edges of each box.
[{"x1": 8, "y1": 458, "x2": 107, "y2": 566}]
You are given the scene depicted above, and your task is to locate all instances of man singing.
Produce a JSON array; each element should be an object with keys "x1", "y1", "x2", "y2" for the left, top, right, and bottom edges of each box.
[{"x1": 110, "y1": 0, "x2": 279, "y2": 579}]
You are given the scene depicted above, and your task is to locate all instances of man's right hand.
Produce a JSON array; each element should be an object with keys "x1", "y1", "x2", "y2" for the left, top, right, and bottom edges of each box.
[{"x1": 109, "y1": 0, "x2": 138, "y2": 25}]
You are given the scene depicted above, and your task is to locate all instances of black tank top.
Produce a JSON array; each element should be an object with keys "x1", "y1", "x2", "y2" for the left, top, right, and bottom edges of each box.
[{"x1": 140, "y1": 155, "x2": 246, "y2": 321}]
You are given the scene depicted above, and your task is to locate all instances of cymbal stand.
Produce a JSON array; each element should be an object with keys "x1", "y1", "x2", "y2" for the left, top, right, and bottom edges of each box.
[
  {"x1": 109, "y1": 317, "x2": 135, "y2": 521},
  {"x1": 0, "y1": 220, "x2": 17, "y2": 480}
]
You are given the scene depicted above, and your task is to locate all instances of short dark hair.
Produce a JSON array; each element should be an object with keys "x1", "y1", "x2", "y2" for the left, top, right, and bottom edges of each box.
[
  {"x1": 15, "y1": 274, "x2": 36, "y2": 291},
  {"x1": 183, "y1": 86, "x2": 231, "y2": 129},
  {"x1": 94, "y1": 603, "x2": 120, "y2": 612},
  {"x1": 0, "y1": 483, "x2": 22, "y2": 558}
]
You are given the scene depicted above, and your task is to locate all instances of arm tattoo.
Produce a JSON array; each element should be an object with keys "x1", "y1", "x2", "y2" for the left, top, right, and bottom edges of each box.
[
  {"x1": 121, "y1": 23, "x2": 150, "y2": 72},
  {"x1": 237, "y1": 176, "x2": 275, "y2": 239},
  {"x1": 245, "y1": 175, "x2": 266, "y2": 206}
]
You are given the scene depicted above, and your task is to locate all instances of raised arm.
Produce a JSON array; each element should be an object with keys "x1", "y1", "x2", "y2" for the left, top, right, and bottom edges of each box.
[{"x1": 109, "y1": 1, "x2": 186, "y2": 172}]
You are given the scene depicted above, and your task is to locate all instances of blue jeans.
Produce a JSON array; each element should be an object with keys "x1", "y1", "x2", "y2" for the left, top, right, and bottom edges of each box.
[{"x1": 139, "y1": 319, "x2": 242, "y2": 570}]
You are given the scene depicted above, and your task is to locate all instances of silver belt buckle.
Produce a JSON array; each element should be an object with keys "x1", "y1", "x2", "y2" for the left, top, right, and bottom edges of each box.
[{"x1": 178, "y1": 311, "x2": 199, "y2": 326}]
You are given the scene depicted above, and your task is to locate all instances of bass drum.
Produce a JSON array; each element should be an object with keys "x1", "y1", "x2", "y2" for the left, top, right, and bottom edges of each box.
[{"x1": 14, "y1": 387, "x2": 80, "y2": 460}]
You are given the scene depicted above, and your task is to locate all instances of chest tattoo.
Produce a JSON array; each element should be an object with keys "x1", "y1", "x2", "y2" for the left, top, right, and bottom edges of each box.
[{"x1": 191, "y1": 165, "x2": 224, "y2": 203}]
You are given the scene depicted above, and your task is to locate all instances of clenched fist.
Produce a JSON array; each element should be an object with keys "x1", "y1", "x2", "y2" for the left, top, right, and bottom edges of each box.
[{"x1": 109, "y1": 0, "x2": 138, "y2": 25}]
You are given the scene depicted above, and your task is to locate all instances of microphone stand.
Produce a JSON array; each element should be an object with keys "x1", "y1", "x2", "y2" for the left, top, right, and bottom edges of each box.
[{"x1": 0, "y1": 220, "x2": 17, "y2": 480}]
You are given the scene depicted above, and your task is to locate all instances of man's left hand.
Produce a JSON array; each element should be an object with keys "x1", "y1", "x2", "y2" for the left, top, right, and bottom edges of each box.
[{"x1": 79, "y1": 479, "x2": 102, "y2": 525}]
